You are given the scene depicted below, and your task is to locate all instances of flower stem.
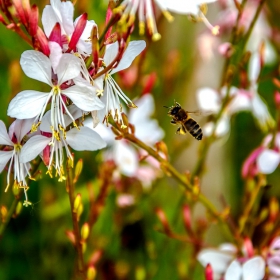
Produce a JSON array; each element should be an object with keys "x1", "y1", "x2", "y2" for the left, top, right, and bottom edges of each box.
[
  {"x1": 118, "y1": 126, "x2": 236, "y2": 243},
  {"x1": 66, "y1": 158, "x2": 84, "y2": 278}
]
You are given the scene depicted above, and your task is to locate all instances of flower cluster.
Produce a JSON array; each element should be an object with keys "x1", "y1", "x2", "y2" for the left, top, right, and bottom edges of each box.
[{"x1": 0, "y1": 0, "x2": 146, "y2": 205}]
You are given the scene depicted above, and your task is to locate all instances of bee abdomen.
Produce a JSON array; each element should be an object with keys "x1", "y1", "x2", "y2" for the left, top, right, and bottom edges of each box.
[{"x1": 184, "y1": 119, "x2": 203, "y2": 140}]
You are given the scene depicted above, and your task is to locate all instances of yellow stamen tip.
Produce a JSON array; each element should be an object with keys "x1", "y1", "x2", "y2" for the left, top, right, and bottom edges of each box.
[
  {"x1": 212, "y1": 25, "x2": 220, "y2": 36},
  {"x1": 152, "y1": 33, "x2": 161, "y2": 41}
]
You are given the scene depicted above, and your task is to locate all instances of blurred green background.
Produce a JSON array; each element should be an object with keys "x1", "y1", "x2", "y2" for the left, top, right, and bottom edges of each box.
[{"x1": 1, "y1": 1, "x2": 280, "y2": 279}]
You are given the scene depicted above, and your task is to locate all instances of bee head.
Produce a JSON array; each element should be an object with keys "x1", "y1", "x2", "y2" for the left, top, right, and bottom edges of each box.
[{"x1": 164, "y1": 102, "x2": 181, "y2": 116}]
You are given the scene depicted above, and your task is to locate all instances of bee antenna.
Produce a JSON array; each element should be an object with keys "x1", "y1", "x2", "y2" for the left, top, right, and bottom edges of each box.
[{"x1": 163, "y1": 106, "x2": 169, "y2": 108}]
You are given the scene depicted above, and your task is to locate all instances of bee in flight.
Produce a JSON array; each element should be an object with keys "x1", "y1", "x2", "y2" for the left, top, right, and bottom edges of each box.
[{"x1": 164, "y1": 101, "x2": 203, "y2": 140}]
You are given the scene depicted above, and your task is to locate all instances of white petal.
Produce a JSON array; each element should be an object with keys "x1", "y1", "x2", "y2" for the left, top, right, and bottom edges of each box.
[
  {"x1": 0, "y1": 150, "x2": 13, "y2": 173},
  {"x1": 111, "y1": 40, "x2": 146, "y2": 74},
  {"x1": 203, "y1": 115, "x2": 230, "y2": 137},
  {"x1": 49, "y1": 41, "x2": 63, "y2": 73},
  {"x1": 130, "y1": 94, "x2": 155, "y2": 123},
  {"x1": 10, "y1": 118, "x2": 34, "y2": 142},
  {"x1": 257, "y1": 149, "x2": 280, "y2": 174},
  {"x1": 197, "y1": 87, "x2": 220, "y2": 113},
  {"x1": 56, "y1": 54, "x2": 81, "y2": 84},
  {"x1": 20, "y1": 50, "x2": 52, "y2": 85},
  {"x1": 113, "y1": 141, "x2": 138, "y2": 176},
  {"x1": 66, "y1": 126, "x2": 106, "y2": 151},
  {"x1": 83, "y1": 121, "x2": 114, "y2": 144},
  {"x1": 20, "y1": 135, "x2": 50, "y2": 163},
  {"x1": 242, "y1": 256, "x2": 265, "y2": 280},
  {"x1": 42, "y1": 5, "x2": 58, "y2": 37},
  {"x1": 59, "y1": 0, "x2": 74, "y2": 35},
  {"x1": 104, "y1": 41, "x2": 119, "y2": 66},
  {"x1": 197, "y1": 249, "x2": 235, "y2": 275},
  {"x1": 163, "y1": 0, "x2": 217, "y2": 15},
  {"x1": 225, "y1": 260, "x2": 242, "y2": 280},
  {"x1": 0, "y1": 121, "x2": 13, "y2": 146},
  {"x1": 248, "y1": 53, "x2": 260, "y2": 82},
  {"x1": 62, "y1": 85, "x2": 104, "y2": 111},
  {"x1": 8, "y1": 90, "x2": 49, "y2": 119}
]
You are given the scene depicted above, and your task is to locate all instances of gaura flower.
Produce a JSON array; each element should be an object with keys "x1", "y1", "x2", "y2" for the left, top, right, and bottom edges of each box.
[
  {"x1": 115, "y1": 0, "x2": 219, "y2": 40},
  {"x1": 7, "y1": 47, "x2": 104, "y2": 134},
  {"x1": 20, "y1": 106, "x2": 106, "y2": 181},
  {"x1": 0, "y1": 119, "x2": 35, "y2": 206},
  {"x1": 98, "y1": 40, "x2": 146, "y2": 127},
  {"x1": 224, "y1": 256, "x2": 265, "y2": 280},
  {"x1": 42, "y1": 0, "x2": 96, "y2": 55},
  {"x1": 267, "y1": 237, "x2": 280, "y2": 280},
  {"x1": 86, "y1": 93, "x2": 164, "y2": 187}
]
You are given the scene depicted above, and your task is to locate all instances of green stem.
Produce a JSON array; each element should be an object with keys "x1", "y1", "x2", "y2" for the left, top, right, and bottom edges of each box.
[
  {"x1": 121, "y1": 130, "x2": 236, "y2": 243},
  {"x1": 66, "y1": 159, "x2": 84, "y2": 278}
]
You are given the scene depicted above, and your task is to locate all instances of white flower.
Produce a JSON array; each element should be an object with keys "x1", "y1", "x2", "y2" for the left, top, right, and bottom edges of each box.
[
  {"x1": 256, "y1": 133, "x2": 280, "y2": 174},
  {"x1": 7, "y1": 48, "x2": 104, "y2": 134},
  {"x1": 85, "y1": 93, "x2": 164, "y2": 185},
  {"x1": 98, "y1": 40, "x2": 146, "y2": 126},
  {"x1": 42, "y1": 0, "x2": 96, "y2": 55},
  {"x1": 224, "y1": 256, "x2": 265, "y2": 280},
  {"x1": 0, "y1": 119, "x2": 35, "y2": 206},
  {"x1": 20, "y1": 107, "x2": 106, "y2": 181},
  {"x1": 197, "y1": 243, "x2": 237, "y2": 280},
  {"x1": 116, "y1": 0, "x2": 218, "y2": 40}
]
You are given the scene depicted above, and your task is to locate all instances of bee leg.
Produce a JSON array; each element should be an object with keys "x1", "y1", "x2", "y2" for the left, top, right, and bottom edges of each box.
[
  {"x1": 176, "y1": 126, "x2": 187, "y2": 135},
  {"x1": 170, "y1": 119, "x2": 177, "y2": 125}
]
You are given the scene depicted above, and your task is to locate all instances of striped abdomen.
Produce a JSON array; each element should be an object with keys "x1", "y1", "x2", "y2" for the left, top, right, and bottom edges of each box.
[{"x1": 184, "y1": 118, "x2": 203, "y2": 140}]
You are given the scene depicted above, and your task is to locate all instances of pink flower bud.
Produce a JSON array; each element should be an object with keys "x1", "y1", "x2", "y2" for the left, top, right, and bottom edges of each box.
[
  {"x1": 205, "y1": 263, "x2": 213, "y2": 280},
  {"x1": 29, "y1": 5, "x2": 38, "y2": 37},
  {"x1": 68, "y1": 13, "x2": 87, "y2": 51}
]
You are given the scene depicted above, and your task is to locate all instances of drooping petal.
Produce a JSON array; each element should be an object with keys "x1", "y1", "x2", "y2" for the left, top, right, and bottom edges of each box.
[
  {"x1": 111, "y1": 40, "x2": 146, "y2": 74},
  {"x1": 0, "y1": 121, "x2": 13, "y2": 146},
  {"x1": 83, "y1": 121, "x2": 114, "y2": 144},
  {"x1": 20, "y1": 135, "x2": 50, "y2": 163},
  {"x1": 10, "y1": 118, "x2": 35, "y2": 142},
  {"x1": 20, "y1": 50, "x2": 52, "y2": 85},
  {"x1": 103, "y1": 41, "x2": 119, "y2": 66},
  {"x1": 62, "y1": 85, "x2": 104, "y2": 111},
  {"x1": 113, "y1": 140, "x2": 138, "y2": 176},
  {"x1": 224, "y1": 260, "x2": 242, "y2": 280},
  {"x1": 49, "y1": 41, "x2": 63, "y2": 73},
  {"x1": 7, "y1": 90, "x2": 49, "y2": 119},
  {"x1": 197, "y1": 87, "x2": 220, "y2": 113},
  {"x1": 197, "y1": 249, "x2": 235, "y2": 276},
  {"x1": 242, "y1": 256, "x2": 265, "y2": 280},
  {"x1": 0, "y1": 150, "x2": 13, "y2": 173},
  {"x1": 130, "y1": 94, "x2": 154, "y2": 123},
  {"x1": 56, "y1": 54, "x2": 82, "y2": 84},
  {"x1": 66, "y1": 126, "x2": 106, "y2": 151},
  {"x1": 257, "y1": 149, "x2": 280, "y2": 174}
]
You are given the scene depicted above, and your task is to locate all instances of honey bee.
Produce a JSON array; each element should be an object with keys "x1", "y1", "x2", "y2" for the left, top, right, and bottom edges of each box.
[{"x1": 164, "y1": 102, "x2": 203, "y2": 140}]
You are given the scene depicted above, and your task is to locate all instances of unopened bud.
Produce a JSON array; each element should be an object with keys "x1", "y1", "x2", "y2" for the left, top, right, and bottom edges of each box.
[
  {"x1": 74, "y1": 159, "x2": 83, "y2": 184},
  {"x1": 87, "y1": 265, "x2": 97, "y2": 280},
  {"x1": 13, "y1": 184, "x2": 20, "y2": 196},
  {"x1": 243, "y1": 237, "x2": 254, "y2": 258},
  {"x1": 73, "y1": 194, "x2": 82, "y2": 213},
  {"x1": 81, "y1": 223, "x2": 90, "y2": 240},
  {"x1": 258, "y1": 207, "x2": 268, "y2": 223},
  {"x1": 135, "y1": 266, "x2": 146, "y2": 280},
  {"x1": 1, "y1": 206, "x2": 8, "y2": 223},
  {"x1": 155, "y1": 208, "x2": 172, "y2": 235},
  {"x1": 82, "y1": 241, "x2": 87, "y2": 253},
  {"x1": 274, "y1": 91, "x2": 280, "y2": 110},
  {"x1": 65, "y1": 230, "x2": 76, "y2": 245},
  {"x1": 77, "y1": 203, "x2": 84, "y2": 221},
  {"x1": 15, "y1": 201, "x2": 23, "y2": 217},
  {"x1": 269, "y1": 197, "x2": 279, "y2": 222},
  {"x1": 155, "y1": 141, "x2": 168, "y2": 159},
  {"x1": 205, "y1": 263, "x2": 213, "y2": 280},
  {"x1": 182, "y1": 205, "x2": 192, "y2": 233}
]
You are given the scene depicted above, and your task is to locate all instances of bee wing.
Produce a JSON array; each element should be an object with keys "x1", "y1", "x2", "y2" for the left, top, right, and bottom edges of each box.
[{"x1": 187, "y1": 110, "x2": 213, "y2": 116}]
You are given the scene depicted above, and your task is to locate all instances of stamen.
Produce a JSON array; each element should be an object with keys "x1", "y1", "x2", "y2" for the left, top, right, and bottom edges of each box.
[
  {"x1": 31, "y1": 121, "x2": 42, "y2": 133},
  {"x1": 199, "y1": 10, "x2": 220, "y2": 36}
]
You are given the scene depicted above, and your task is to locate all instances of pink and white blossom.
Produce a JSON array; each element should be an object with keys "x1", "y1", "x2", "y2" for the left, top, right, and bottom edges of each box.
[
  {"x1": 7, "y1": 47, "x2": 104, "y2": 134},
  {"x1": 0, "y1": 119, "x2": 36, "y2": 206}
]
